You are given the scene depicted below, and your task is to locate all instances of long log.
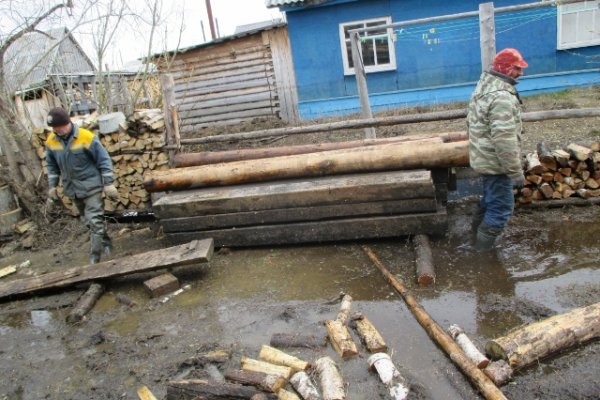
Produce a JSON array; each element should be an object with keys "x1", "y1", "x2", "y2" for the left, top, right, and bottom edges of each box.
[
  {"x1": 66, "y1": 283, "x2": 104, "y2": 324},
  {"x1": 361, "y1": 246, "x2": 507, "y2": 400},
  {"x1": 0, "y1": 239, "x2": 213, "y2": 300},
  {"x1": 144, "y1": 140, "x2": 469, "y2": 192},
  {"x1": 166, "y1": 379, "x2": 260, "y2": 400},
  {"x1": 176, "y1": 107, "x2": 600, "y2": 146},
  {"x1": 485, "y1": 302, "x2": 600, "y2": 370},
  {"x1": 173, "y1": 132, "x2": 467, "y2": 167}
]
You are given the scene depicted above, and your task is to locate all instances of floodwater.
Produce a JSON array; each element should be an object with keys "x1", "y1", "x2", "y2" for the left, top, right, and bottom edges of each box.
[{"x1": 0, "y1": 202, "x2": 599, "y2": 399}]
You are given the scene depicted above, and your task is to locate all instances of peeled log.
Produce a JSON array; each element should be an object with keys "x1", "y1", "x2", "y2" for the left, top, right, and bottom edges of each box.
[
  {"x1": 241, "y1": 357, "x2": 294, "y2": 379},
  {"x1": 259, "y1": 345, "x2": 310, "y2": 371},
  {"x1": 325, "y1": 319, "x2": 358, "y2": 359},
  {"x1": 485, "y1": 302, "x2": 600, "y2": 369},
  {"x1": 224, "y1": 369, "x2": 287, "y2": 393},
  {"x1": 350, "y1": 313, "x2": 388, "y2": 353},
  {"x1": 144, "y1": 140, "x2": 469, "y2": 192}
]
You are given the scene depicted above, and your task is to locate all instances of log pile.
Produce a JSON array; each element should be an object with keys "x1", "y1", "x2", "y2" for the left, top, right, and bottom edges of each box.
[
  {"x1": 516, "y1": 142, "x2": 600, "y2": 204},
  {"x1": 32, "y1": 109, "x2": 168, "y2": 214},
  {"x1": 150, "y1": 136, "x2": 457, "y2": 247}
]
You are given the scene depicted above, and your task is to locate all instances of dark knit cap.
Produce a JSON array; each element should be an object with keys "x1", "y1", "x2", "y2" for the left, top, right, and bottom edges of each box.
[{"x1": 47, "y1": 107, "x2": 71, "y2": 127}]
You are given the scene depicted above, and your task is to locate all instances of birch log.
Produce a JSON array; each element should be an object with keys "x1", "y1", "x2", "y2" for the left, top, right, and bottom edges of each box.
[
  {"x1": 368, "y1": 353, "x2": 409, "y2": 400},
  {"x1": 485, "y1": 302, "x2": 600, "y2": 369},
  {"x1": 483, "y1": 360, "x2": 513, "y2": 386},
  {"x1": 336, "y1": 294, "x2": 353, "y2": 324},
  {"x1": 448, "y1": 324, "x2": 489, "y2": 368},
  {"x1": 278, "y1": 389, "x2": 302, "y2": 400},
  {"x1": 315, "y1": 357, "x2": 345, "y2": 400},
  {"x1": 241, "y1": 357, "x2": 294, "y2": 379},
  {"x1": 259, "y1": 345, "x2": 310, "y2": 371},
  {"x1": 290, "y1": 371, "x2": 321, "y2": 400},
  {"x1": 350, "y1": 313, "x2": 388, "y2": 353}
]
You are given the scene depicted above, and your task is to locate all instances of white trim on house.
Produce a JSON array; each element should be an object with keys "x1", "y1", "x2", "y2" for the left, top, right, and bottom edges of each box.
[
  {"x1": 557, "y1": 0, "x2": 600, "y2": 49},
  {"x1": 339, "y1": 16, "x2": 397, "y2": 75}
]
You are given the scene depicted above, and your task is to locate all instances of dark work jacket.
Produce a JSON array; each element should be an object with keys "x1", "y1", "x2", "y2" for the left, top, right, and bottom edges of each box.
[{"x1": 45, "y1": 124, "x2": 114, "y2": 199}]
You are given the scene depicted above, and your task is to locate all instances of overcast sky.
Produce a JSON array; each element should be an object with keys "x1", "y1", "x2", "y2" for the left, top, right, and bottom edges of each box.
[{"x1": 104, "y1": 0, "x2": 284, "y2": 68}]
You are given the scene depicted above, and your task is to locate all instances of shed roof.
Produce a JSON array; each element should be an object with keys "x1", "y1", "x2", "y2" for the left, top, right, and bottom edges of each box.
[
  {"x1": 265, "y1": 0, "x2": 331, "y2": 8},
  {"x1": 4, "y1": 27, "x2": 95, "y2": 93}
]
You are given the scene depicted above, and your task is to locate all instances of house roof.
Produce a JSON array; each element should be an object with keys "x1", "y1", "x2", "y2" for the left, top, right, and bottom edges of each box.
[
  {"x1": 265, "y1": 0, "x2": 330, "y2": 8},
  {"x1": 4, "y1": 27, "x2": 95, "y2": 93},
  {"x1": 234, "y1": 18, "x2": 284, "y2": 34}
]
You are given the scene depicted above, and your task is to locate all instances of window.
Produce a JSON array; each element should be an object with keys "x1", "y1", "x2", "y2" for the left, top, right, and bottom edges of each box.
[
  {"x1": 339, "y1": 17, "x2": 396, "y2": 75},
  {"x1": 557, "y1": 1, "x2": 600, "y2": 49}
]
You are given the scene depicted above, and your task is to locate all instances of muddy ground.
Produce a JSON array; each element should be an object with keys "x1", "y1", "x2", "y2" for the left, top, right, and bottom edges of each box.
[{"x1": 0, "y1": 87, "x2": 599, "y2": 400}]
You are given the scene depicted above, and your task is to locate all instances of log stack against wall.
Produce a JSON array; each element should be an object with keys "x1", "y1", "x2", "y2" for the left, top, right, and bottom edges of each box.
[
  {"x1": 516, "y1": 142, "x2": 600, "y2": 204},
  {"x1": 33, "y1": 109, "x2": 168, "y2": 214}
]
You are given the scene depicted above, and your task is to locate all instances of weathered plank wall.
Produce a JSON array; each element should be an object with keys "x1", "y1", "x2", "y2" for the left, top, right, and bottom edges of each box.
[{"x1": 168, "y1": 27, "x2": 297, "y2": 134}]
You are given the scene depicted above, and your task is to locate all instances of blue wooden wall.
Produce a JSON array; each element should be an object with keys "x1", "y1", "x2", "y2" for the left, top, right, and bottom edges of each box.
[{"x1": 283, "y1": 0, "x2": 600, "y2": 119}]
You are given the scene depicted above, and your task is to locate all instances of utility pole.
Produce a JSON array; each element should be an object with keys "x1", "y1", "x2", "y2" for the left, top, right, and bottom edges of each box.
[{"x1": 205, "y1": 0, "x2": 216, "y2": 40}]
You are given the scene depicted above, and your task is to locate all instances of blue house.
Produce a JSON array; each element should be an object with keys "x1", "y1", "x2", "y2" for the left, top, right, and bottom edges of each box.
[{"x1": 266, "y1": 0, "x2": 600, "y2": 120}]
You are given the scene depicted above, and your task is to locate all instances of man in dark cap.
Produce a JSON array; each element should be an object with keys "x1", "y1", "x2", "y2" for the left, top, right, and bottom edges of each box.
[
  {"x1": 467, "y1": 48, "x2": 528, "y2": 252},
  {"x1": 45, "y1": 107, "x2": 119, "y2": 264}
]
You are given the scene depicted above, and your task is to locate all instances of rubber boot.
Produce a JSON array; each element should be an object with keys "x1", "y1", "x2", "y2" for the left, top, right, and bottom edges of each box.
[
  {"x1": 475, "y1": 223, "x2": 503, "y2": 252},
  {"x1": 103, "y1": 234, "x2": 113, "y2": 257},
  {"x1": 90, "y1": 233, "x2": 103, "y2": 265}
]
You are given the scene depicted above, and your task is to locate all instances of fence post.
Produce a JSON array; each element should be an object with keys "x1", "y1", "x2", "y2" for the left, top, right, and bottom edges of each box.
[
  {"x1": 350, "y1": 32, "x2": 376, "y2": 139},
  {"x1": 479, "y1": 2, "x2": 496, "y2": 72}
]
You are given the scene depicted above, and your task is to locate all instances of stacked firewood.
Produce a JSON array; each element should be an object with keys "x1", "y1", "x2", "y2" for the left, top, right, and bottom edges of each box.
[
  {"x1": 33, "y1": 109, "x2": 168, "y2": 214},
  {"x1": 517, "y1": 142, "x2": 600, "y2": 204}
]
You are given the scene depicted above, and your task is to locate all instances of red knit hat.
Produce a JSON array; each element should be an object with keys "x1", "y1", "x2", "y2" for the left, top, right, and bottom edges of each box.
[{"x1": 493, "y1": 48, "x2": 528, "y2": 75}]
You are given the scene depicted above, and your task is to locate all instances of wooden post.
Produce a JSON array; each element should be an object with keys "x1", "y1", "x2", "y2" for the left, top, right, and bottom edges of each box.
[
  {"x1": 362, "y1": 246, "x2": 507, "y2": 400},
  {"x1": 479, "y1": 2, "x2": 496, "y2": 72},
  {"x1": 160, "y1": 74, "x2": 178, "y2": 168},
  {"x1": 413, "y1": 234, "x2": 435, "y2": 286},
  {"x1": 350, "y1": 31, "x2": 376, "y2": 139}
]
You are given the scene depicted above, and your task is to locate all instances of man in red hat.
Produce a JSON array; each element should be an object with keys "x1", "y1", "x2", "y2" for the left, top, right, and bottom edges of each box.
[
  {"x1": 45, "y1": 107, "x2": 119, "y2": 264},
  {"x1": 467, "y1": 48, "x2": 528, "y2": 252}
]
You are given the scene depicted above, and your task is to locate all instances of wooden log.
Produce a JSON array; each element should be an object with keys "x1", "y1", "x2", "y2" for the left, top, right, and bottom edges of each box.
[
  {"x1": 566, "y1": 143, "x2": 592, "y2": 161},
  {"x1": 224, "y1": 370, "x2": 287, "y2": 393},
  {"x1": 368, "y1": 353, "x2": 409, "y2": 400},
  {"x1": 552, "y1": 149, "x2": 571, "y2": 167},
  {"x1": 66, "y1": 283, "x2": 104, "y2": 324},
  {"x1": 536, "y1": 142, "x2": 557, "y2": 171},
  {"x1": 324, "y1": 319, "x2": 358, "y2": 359},
  {"x1": 315, "y1": 357, "x2": 345, "y2": 400},
  {"x1": 259, "y1": 345, "x2": 310, "y2": 371},
  {"x1": 153, "y1": 170, "x2": 436, "y2": 219},
  {"x1": 558, "y1": 167, "x2": 572, "y2": 177},
  {"x1": 525, "y1": 152, "x2": 545, "y2": 175},
  {"x1": 585, "y1": 178, "x2": 600, "y2": 189},
  {"x1": 137, "y1": 385, "x2": 158, "y2": 400},
  {"x1": 166, "y1": 379, "x2": 260, "y2": 400},
  {"x1": 174, "y1": 134, "x2": 454, "y2": 167},
  {"x1": 241, "y1": 357, "x2": 294, "y2": 379},
  {"x1": 362, "y1": 246, "x2": 507, "y2": 400},
  {"x1": 143, "y1": 272, "x2": 179, "y2": 298},
  {"x1": 143, "y1": 140, "x2": 470, "y2": 192},
  {"x1": 516, "y1": 196, "x2": 600, "y2": 209},
  {"x1": 277, "y1": 389, "x2": 301, "y2": 400},
  {"x1": 0, "y1": 239, "x2": 213, "y2": 300},
  {"x1": 290, "y1": 371, "x2": 321, "y2": 400},
  {"x1": 350, "y1": 312, "x2": 388, "y2": 353},
  {"x1": 525, "y1": 174, "x2": 543, "y2": 185},
  {"x1": 413, "y1": 234, "x2": 435, "y2": 286},
  {"x1": 336, "y1": 294, "x2": 352, "y2": 324},
  {"x1": 539, "y1": 183, "x2": 554, "y2": 199},
  {"x1": 485, "y1": 302, "x2": 600, "y2": 369},
  {"x1": 160, "y1": 198, "x2": 438, "y2": 233},
  {"x1": 447, "y1": 324, "x2": 489, "y2": 369},
  {"x1": 165, "y1": 211, "x2": 448, "y2": 248},
  {"x1": 483, "y1": 361, "x2": 513, "y2": 387},
  {"x1": 251, "y1": 394, "x2": 270, "y2": 400},
  {"x1": 270, "y1": 333, "x2": 327, "y2": 349}
]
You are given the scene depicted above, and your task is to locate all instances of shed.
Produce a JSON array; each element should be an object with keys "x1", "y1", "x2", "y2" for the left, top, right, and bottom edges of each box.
[
  {"x1": 268, "y1": 0, "x2": 600, "y2": 120},
  {"x1": 153, "y1": 21, "x2": 299, "y2": 135}
]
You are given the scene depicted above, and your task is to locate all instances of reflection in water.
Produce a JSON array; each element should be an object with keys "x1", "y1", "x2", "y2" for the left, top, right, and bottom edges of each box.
[{"x1": 30, "y1": 310, "x2": 53, "y2": 328}]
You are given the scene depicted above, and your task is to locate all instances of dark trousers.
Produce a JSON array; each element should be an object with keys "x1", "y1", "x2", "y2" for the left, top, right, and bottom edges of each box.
[
  {"x1": 73, "y1": 192, "x2": 111, "y2": 258},
  {"x1": 480, "y1": 174, "x2": 514, "y2": 229}
]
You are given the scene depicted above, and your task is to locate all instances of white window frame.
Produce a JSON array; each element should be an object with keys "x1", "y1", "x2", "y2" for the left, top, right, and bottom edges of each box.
[
  {"x1": 339, "y1": 16, "x2": 397, "y2": 75},
  {"x1": 557, "y1": 0, "x2": 600, "y2": 49}
]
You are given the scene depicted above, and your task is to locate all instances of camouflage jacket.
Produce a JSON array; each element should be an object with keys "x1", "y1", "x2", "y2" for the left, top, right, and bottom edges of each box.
[{"x1": 467, "y1": 71, "x2": 524, "y2": 179}]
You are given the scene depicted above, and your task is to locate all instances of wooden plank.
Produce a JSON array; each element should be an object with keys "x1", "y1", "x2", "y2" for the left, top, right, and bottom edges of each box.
[
  {"x1": 182, "y1": 106, "x2": 277, "y2": 126},
  {"x1": 176, "y1": 85, "x2": 271, "y2": 105},
  {"x1": 0, "y1": 239, "x2": 214, "y2": 300},
  {"x1": 174, "y1": 69, "x2": 273, "y2": 92},
  {"x1": 177, "y1": 91, "x2": 273, "y2": 112},
  {"x1": 160, "y1": 198, "x2": 438, "y2": 232},
  {"x1": 153, "y1": 170, "x2": 435, "y2": 218},
  {"x1": 165, "y1": 209, "x2": 447, "y2": 247},
  {"x1": 175, "y1": 75, "x2": 275, "y2": 99},
  {"x1": 178, "y1": 99, "x2": 276, "y2": 120},
  {"x1": 264, "y1": 28, "x2": 299, "y2": 122},
  {"x1": 174, "y1": 64, "x2": 273, "y2": 87}
]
